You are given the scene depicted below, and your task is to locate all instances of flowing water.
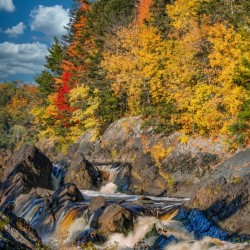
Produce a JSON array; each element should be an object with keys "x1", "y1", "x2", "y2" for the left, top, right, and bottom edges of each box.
[{"x1": 17, "y1": 163, "x2": 249, "y2": 250}]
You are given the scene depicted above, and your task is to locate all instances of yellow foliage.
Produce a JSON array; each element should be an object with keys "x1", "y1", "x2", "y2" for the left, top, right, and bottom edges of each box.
[
  {"x1": 178, "y1": 134, "x2": 190, "y2": 144},
  {"x1": 67, "y1": 85, "x2": 100, "y2": 142},
  {"x1": 102, "y1": 24, "x2": 170, "y2": 114},
  {"x1": 166, "y1": 1, "x2": 248, "y2": 137},
  {"x1": 151, "y1": 142, "x2": 173, "y2": 163}
]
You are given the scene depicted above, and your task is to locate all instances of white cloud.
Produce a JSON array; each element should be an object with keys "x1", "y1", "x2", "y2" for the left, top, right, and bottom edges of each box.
[
  {"x1": 0, "y1": 0, "x2": 15, "y2": 12},
  {"x1": 5, "y1": 22, "x2": 26, "y2": 37},
  {"x1": 0, "y1": 42, "x2": 48, "y2": 80},
  {"x1": 30, "y1": 5, "x2": 69, "y2": 38}
]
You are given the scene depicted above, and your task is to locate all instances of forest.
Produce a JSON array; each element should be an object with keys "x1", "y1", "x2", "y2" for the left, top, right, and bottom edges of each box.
[{"x1": 1, "y1": 0, "x2": 249, "y2": 151}]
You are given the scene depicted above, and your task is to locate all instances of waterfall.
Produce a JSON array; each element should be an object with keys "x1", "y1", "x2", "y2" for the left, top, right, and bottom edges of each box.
[
  {"x1": 51, "y1": 162, "x2": 67, "y2": 190},
  {"x1": 96, "y1": 163, "x2": 131, "y2": 192}
]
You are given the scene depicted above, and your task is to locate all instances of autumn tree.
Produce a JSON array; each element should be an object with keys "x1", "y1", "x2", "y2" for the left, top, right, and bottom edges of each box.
[{"x1": 0, "y1": 81, "x2": 40, "y2": 149}]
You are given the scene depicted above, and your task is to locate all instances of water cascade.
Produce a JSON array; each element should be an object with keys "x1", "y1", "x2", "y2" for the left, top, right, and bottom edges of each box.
[{"x1": 10, "y1": 163, "x2": 249, "y2": 250}]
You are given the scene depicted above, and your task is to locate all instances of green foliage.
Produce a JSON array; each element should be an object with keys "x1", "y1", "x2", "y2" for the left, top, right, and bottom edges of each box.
[
  {"x1": 34, "y1": 70, "x2": 55, "y2": 96},
  {"x1": 90, "y1": 0, "x2": 136, "y2": 36},
  {"x1": 45, "y1": 37, "x2": 65, "y2": 76},
  {"x1": 0, "y1": 214, "x2": 10, "y2": 230},
  {"x1": 149, "y1": 0, "x2": 172, "y2": 37}
]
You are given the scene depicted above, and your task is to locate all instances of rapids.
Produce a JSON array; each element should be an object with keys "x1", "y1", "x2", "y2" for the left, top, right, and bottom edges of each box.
[{"x1": 14, "y1": 163, "x2": 249, "y2": 250}]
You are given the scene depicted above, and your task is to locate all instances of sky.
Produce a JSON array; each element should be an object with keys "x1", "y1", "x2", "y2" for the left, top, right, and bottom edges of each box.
[{"x1": 0, "y1": 0, "x2": 73, "y2": 83}]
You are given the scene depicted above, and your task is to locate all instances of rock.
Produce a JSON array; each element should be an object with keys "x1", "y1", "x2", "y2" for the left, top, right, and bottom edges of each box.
[
  {"x1": 13, "y1": 188, "x2": 55, "y2": 237},
  {"x1": 0, "y1": 148, "x2": 11, "y2": 183},
  {"x1": 98, "y1": 204, "x2": 134, "y2": 236},
  {"x1": 185, "y1": 149, "x2": 250, "y2": 236},
  {"x1": 13, "y1": 184, "x2": 85, "y2": 237},
  {"x1": 89, "y1": 208, "x2": 105, "y2": 229},
  {"x1": 64, "y1": 153, "x2": 101, "y2": 190},
  {"x1": 74, "y1": 228, "x2": 105, "y2": 247},
  {"x1": 4, "y1": 145, "x2": 52, "y2": 185},
  {"x1": 52, "y1": 183, "x2": 84, "y2": 220},
  {"x1": 0, "y1": 145, "x2": 53, "y2": 207},
  {"x1": 88, "y1": 196, "x2": 106, "y2": 215},
  {"x1": 174, "y1": 209, "x2": 229, "y2": 240},
  {"x1": 0, "y1": 212, "x2": 47, "y2": 250},
  {"x1": 65, "y1": 117, "x2": 227, "y2": 197}
]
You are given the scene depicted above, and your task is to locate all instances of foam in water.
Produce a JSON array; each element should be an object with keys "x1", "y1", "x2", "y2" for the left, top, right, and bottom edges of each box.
[
  {"x1": 106, "y1": 216, "x2": 162, "y2": 248},
  {"x1": 165, "y1": 237, "x2": 223, "y2": 250},
  {"x1": 95, "y1": 163, "x2": 130, "y2": 191},
  {"x1": 100, "y1": 182, "x2": 118, "y2": 194},
  {"x1": 162, "y1": 221, "x2": 193, "y2": 241},
  {"x1": 47, "y1": 208, "x2": 89, "y2": 249}
]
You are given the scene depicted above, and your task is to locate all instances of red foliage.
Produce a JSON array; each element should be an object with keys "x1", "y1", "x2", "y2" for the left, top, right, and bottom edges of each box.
[
  {"x1": 55, "y1": 71, "x2": 73, "y2": 112},
  {"x1": 52, "y1": 0, "x2": 92, "y2": 127}
]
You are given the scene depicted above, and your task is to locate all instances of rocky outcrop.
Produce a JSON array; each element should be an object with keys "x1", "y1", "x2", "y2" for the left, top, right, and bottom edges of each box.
[
  {"x1": 0, "y1": 145, "x2": 53, "y2": 208},
  {"x1": 185, "y1": 149, "x2": 250, "y2": 236},
  {"x1": 0, "y1": 212, "x2": 47, "y2": 249},
  {"x1": 0, "y1": 148, "x2": 11, "y2": 184},
  {"x1": 13, "y1": 187, "x2": 55, "y2": 237},
  {"x1": 66, "y1": 117, "x2": 227, "y2": 196},
  {"x1": 13, "y1": 183, "x2": 85, "y2": 237},
  {"x1": 64, "y1": 152, "x2": 101, "y2": 190}
]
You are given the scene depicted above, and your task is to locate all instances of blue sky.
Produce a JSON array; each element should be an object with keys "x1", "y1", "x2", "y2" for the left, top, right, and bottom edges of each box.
[{"x1": 0, "y1": 0, "x2": 73, "y2": 83}]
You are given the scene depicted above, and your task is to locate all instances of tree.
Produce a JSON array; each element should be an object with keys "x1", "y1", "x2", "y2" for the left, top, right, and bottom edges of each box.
[
  {"x1": 34, "y1": 70, "x2": 55, "y2": 96},
  {"x1": 45, "y1": 37, "x2": 65, "y2": 76}
]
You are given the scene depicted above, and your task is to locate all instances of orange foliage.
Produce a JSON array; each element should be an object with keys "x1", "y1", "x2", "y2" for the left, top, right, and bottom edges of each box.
[{"x1": 137, "y1": 0, "x2": 153, "y2": 24}]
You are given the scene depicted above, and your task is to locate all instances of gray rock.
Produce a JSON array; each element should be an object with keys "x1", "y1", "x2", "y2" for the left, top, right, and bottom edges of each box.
[
  {"x1": 0, "y1": 145, "x2": 53, "y2": 207},
  {"x1": 88, "y1": 195, "x2": 106, "y2": 215},
  {"x1": 98, "y1": 204, "x2": 134, "y2": 236},
  {"x1": 64, "y1": 153, "x2": 101, "y2": 190}
]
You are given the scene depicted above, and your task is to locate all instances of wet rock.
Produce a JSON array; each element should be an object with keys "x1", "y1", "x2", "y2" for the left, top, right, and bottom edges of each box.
[
  {"x1": 0, "y1": 212, "x2": 47, "y2": 250},
  {"x1": 13, "y1": 184, "x2": 85, "y2": 238},
  {"x1": 52, "y1": 183, "x2": 84, "y2": 220},
  {"x1": 88, "y1": 196, "x2": 106, "y2": 215},
  {"x1": 74, "y1": 228, "x2": 105, "y2": 247},
  {"x1": 0, "y1": 145, "x2": 53, "y2": 207},
  {"x1": 89, "y1": 208, "x2": 104, "y2": 229},
  {"x1": 64, "y1": 153, "x2": 101, "y2": 190},
  {"x1": 98, "y1": 204, "x2": 134, "y2": 236},
  {"x1": 145, "y1": 223, "x2": 158, "y2": 239},
  {"x1": 13, "y1": 188, "x2": 55, "y2": 237}
]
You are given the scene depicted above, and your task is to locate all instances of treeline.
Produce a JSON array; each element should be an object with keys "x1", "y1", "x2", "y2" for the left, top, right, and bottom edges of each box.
[
  {"x1": 0, "y1": 81, "x2": 40, "y2": 149},
  {"x1": 31, "y1": 0, "x2": 250, "y2": 150}
]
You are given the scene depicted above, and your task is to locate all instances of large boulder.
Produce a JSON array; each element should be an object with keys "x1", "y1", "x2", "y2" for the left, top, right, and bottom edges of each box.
[
  {"x1": 52, "y1": 183, "x2": 84, "y2": 220},
  {"x1": 0, "y1": 145, "x2": 53, "y2": 207},
  {"x1": 185, "y1": 149, "x2": 250, "y2": 236},
  {"x1": 98, "y1": 204, "x2": 134, "y2": 236},
  {"x1": 64, "y1": 153, "x2": 101, "y2": 190},
  {"x1": 88, "y1": 195, "x2": 106, "y2": 215}
]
